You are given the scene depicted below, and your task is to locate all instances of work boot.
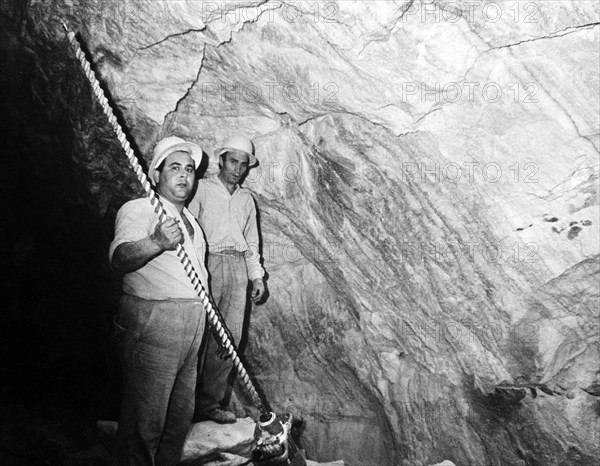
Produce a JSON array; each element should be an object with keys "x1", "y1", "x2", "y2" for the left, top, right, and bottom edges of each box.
[{"x1": 198, "y1": 408, "x2": 236, "y2": 424}]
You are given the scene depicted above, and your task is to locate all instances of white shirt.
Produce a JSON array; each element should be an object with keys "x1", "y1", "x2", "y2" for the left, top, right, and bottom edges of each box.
[
  {"x1": 188, "y1": 176, "x2": 264, "y2": 281},
  {"x1": 109, "y1": 196, "x2": 209, "y2": 300}
]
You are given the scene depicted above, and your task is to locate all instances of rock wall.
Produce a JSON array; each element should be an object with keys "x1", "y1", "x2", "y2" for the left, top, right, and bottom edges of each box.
[{"x1": 3, "y1": 1, "x2": 599, "y2": 465}]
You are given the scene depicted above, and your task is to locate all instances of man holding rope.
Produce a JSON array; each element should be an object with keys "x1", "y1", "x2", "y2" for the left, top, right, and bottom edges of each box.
[
  {"x1": 110, "y1": 136, "x2": 207, "y2": 465},
  {"x1": 190, "y1": 134, "x2": 265, "y2": 424}
]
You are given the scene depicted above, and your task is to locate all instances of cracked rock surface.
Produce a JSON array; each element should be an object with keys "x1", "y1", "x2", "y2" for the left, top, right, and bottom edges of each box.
[{"x1": 2, "y1": 1, "x2": 599, "y2": 465}]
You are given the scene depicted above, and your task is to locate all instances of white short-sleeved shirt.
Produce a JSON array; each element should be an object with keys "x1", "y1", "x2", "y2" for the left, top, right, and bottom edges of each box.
[{"x1": 109, "y1": 196, "x2": 209, "y2": 300}]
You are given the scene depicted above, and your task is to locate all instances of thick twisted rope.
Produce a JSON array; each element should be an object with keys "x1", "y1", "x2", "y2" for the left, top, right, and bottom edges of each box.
[{"x1": 62, "y1": 24, "x2": 264, "y2": 412}]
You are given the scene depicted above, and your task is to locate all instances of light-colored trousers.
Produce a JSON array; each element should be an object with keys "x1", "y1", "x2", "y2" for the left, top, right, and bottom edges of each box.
[
  {"x1": 196, "y1": 252, "x2": 249, "y2": 415},
  {"x1": 114, "y1": 294, "x2": 205, "y2": 466}
]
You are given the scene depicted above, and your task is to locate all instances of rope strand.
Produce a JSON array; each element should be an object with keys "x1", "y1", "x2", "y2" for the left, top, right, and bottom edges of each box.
[{"x1": 62, "y1": 23, "x2": 264, "y2": 412}]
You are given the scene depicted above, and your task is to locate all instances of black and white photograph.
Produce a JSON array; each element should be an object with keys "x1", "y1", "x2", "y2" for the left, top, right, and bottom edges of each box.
[{"x1": 1, "y1": 1, "x2": 598, "y2": 465}]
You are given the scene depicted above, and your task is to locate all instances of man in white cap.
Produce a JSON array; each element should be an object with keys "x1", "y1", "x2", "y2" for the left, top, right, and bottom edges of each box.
[
  {"x1": 189, "y1": 134, "x2": 265, "y2": 424},
  {"x1": 109, "y1": 136, "x2": 208, "y2": 464}
]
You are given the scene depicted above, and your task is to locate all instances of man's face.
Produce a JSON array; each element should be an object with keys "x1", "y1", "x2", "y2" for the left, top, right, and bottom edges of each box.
[
  {"x1": 155, "y1": 151, "x2": 195, "y2": 204},
  {"x1": 220, "y1": 150, "x2": 249, "y2": 185}
]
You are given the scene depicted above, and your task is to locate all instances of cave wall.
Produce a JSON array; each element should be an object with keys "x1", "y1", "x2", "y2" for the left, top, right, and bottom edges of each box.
[{"x1": 2, "y1": 1, "x2": 599, "y2": 465}]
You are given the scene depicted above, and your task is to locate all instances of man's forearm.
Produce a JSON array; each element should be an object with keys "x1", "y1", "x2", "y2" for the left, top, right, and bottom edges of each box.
[
  {"x1": 245, "y1": 253, "x2": 264, "y2": 281},
  {"x1": 112, "y1": 236, "x2": 163, "y2": 273},
  {"x1": 244, "y1": 204, "x2": 264, "y2": 280}
]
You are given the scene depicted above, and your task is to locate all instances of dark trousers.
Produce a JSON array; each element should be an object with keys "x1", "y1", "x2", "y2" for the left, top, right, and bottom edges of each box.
[
  {"x1": 114, "y1": 294, "x2": 205, "y2": 466},
  {"x1": 196, "y1": 253, "x2": 248, "y2": 415}
]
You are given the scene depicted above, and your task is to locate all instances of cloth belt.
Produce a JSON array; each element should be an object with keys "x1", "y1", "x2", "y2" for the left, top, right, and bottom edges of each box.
[
  {"x1": 123, "y1": 294, "x2": 205, "y2": 304},
  {"x1": 213, "y1": 250, "x2": 245, "y2": 257}
]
